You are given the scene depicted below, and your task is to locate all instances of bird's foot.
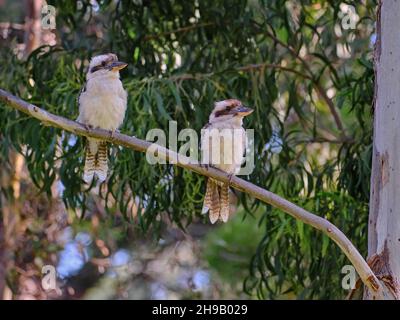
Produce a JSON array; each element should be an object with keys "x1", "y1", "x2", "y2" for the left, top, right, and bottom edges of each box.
[
  {"x1": 109, "y1": 129, "x2": 120, "y2": 141},
  {"x1": 199, "y1": 163, "x2": 210, "y2": 170},
  {"x1": 227, "y1": 173, "x2": 234, "y2": 184},
  {"x1": 83, "y1": 124, "x2": 93, "y2": 131}
]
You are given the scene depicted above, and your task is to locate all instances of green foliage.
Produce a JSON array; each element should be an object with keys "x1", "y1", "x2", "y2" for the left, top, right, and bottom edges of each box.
[
  {"x1": 204, "y1": 210, "x2": 265, "y2": 292},
  {"x1": 245, "y1": 192, "x2": 368, "y2": 299},
  {"x1": 0, "y1": 0, "x2": 376, "y2": 299}
]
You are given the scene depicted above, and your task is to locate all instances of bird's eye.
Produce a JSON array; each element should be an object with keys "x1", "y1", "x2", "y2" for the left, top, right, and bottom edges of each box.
[{"x1": 101, "y1": 61, "x2": 106, "y2": 66}]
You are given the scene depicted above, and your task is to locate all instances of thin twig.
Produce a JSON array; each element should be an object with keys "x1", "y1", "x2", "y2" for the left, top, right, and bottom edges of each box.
[
  {"x1": 0, "y1": 88, "x2": 388, "y2": 298},
  {"x1": 169, "y1": 60, "x2": 346, "y2": 138},
  {"x1": 237, "y1": 63, "x2": 313, "y2": 80},
  {"x1": 314, "y1": 83, "x2": 346, "y2": 132},
  {"x1": 141, "y1": 19, "x2": 346, "y2": 135},
  {"x1": 263, "y1": 29, "x2": 347, "y2": 135},
  {"x1": 144, "y1": 22, "x2": 214, "y2": 41},
  {"x1": 303, "y1": 137, "x2": 355, "y2": 144},
  {"x1": 168, "y1": 63, "x2": 312, "y2": 82}
]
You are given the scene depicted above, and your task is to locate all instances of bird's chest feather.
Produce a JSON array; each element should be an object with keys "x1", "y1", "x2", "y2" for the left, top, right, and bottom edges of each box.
[
  {"x1": 202, "y1": 124, "x2": 246, "y2": 173},
  {"x1": 79, "y1": 78, "x2": 127, "y2": 130}
]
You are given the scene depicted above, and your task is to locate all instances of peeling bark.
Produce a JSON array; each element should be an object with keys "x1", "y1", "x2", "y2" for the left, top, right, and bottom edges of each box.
[{"x1": 367, "y1": 242, "x2": 400, "y2": 299}]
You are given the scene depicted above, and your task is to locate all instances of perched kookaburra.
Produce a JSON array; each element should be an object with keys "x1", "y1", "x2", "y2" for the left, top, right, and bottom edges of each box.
[
  {"x1": 77, "y1": 53, "x2": 128, "y2": 183},
  {"x1": 201, "y1": 99, "x2": 253, "y2": 223}
]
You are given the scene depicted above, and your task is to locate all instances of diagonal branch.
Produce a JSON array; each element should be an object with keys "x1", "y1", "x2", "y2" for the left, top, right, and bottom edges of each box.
[{"x1": 0, "y1": 88, "x2": 389, "y2": 298}]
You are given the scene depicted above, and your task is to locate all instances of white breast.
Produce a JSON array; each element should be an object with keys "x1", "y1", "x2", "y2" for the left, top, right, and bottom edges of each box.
[
  {"x1": 78, "y1": 76, "x2": 127, "y2": 131},
  {"x1": 201, "y1": 124, "x2": 246, "y2": 174}
]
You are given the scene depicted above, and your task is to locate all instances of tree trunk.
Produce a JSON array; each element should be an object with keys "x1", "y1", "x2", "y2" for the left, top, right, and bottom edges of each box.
[{"x1": 367, "y1": 0, "x2": 400, "y2": 300}]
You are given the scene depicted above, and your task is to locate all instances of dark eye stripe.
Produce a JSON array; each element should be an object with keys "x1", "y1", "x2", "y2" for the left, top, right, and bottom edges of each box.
[
  {"x1": 90, "y1": 57, "x2": 114, "y2": 73},
  {"x1": 215, "y1": 108, "x2": 234, "y2": 117},
  {"x1": 90, "y1": 65, "x2": 103, "y2": 73}
]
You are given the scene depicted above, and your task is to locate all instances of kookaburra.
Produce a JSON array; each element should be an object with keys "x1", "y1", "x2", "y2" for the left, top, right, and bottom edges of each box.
[
  {"x1": 201, "y1": 99, "x2": 253, "y2": 223},
  {"x1": 77, "y1": 53, "x2": 128, "y2": 183}
]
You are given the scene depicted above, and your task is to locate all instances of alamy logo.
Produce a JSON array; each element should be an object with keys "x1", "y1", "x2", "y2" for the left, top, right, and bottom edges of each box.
[
  {"x1": 41, "y1": 4, "x2": 56, "y2": 30},
  {"x1": 341, "y1": 265, "x2": 356, "y2": 290},
  {"x1": 41, "y1": 265, "x2": 57, "y2": 291},
  {"x1": 338, "y1": 5, "x2": 358, "y2": 31},
  {"x1": 145, "y1": 121, "x2": 255, "y2": 175}
]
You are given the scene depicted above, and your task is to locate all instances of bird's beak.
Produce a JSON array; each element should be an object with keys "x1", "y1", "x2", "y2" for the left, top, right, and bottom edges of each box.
[
  {"x1": 109, "y1": 61, "x2": 128, "y2": 71},
  {"x1": 234, "y1": 106, "x2": 253, "y2": 116}
]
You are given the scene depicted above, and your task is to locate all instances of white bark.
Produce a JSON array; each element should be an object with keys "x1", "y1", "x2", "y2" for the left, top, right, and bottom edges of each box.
[{"x1": 367, "y1": 0, "x2": 400, "y2": 299}]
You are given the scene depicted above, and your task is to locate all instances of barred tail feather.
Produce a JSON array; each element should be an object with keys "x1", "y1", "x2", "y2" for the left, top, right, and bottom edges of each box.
[
  {"x1": 83, "y1": 140, "x2": 108, "y2": 183},
  {"x1": 83, "y1": 143, "x2": 96, "y2": 183},
  {"x1": 95, "y1": 141, "x2": 108, "y2": 182},
  {"x1": 203, "y1": 178, "x2": 213, "y2": 213},
  {"x1": 219, "y1": 184, "x2": 230, "y2": 223}
]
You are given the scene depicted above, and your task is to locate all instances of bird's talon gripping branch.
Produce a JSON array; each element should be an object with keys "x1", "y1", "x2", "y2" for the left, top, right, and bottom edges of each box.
[
  {"x1": 109, "y1": 129, "x2": 115, "y2": 140},
  {"x1": 83, "y1": 123, "x2": 93, "y2": 131},
  {"x1": 109, "y1": 129, "x2": 121, "y2": 142},
  {"x1": 199, "y1": 163, "x2": 210, "y2": 170}
]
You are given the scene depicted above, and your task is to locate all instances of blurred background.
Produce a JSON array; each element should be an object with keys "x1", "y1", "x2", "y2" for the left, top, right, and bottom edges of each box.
[{"x1": 0, "y1": 0, "x2": 375, "y2": 299}]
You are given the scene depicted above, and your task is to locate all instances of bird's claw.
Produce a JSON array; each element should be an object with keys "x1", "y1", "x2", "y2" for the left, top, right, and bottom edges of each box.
[
  {"x1": 199, "y1": 163, "x2": 210, "y2": 170},
  {"x1": 109, "y1": 129, "x2": 120, "y2": 141},
  {"x1": 84, "y1": 124, "x2": 93, "y2": 131}
]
